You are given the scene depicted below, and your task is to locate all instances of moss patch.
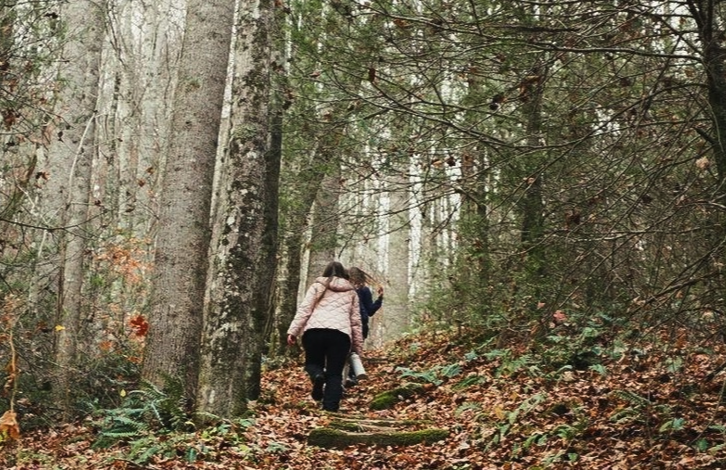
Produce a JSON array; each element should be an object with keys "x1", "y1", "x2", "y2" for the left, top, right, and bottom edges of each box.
[
  {"x1": 368, "y1": 382, "x2": 425, "y2": 410},
  {"x1": 308, "y1": 427, "x2": 449, "y2": 448},
  {"x1": 328, "y1": 416, "x2": 434, "y2": 433}
]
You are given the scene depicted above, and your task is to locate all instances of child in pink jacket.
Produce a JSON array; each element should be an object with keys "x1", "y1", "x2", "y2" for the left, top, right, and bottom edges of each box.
[{"x1": 287, "y1": 261, "x2": 363, "y2": 411}]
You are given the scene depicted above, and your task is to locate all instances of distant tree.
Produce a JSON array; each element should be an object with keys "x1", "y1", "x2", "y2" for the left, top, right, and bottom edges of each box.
[
  {"x1": 107, "y1": 0, "x2": 181, "y2": 238},
  {"x1": 381, "y1": 171, "x2": 411, "y2": 342},
  {"x1": 305, "y1": 165, "x2": 342, "y2": 285},
  {"x1": 47, "y1": 0, "x2": 106, "y2": 419},
  {"x1": 273, "y1": 0, "x2": 376, "y2": 351}
]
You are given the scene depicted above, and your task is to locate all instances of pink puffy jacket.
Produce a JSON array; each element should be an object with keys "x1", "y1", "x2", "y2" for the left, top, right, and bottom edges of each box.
[{"x1": 287, "y1": 276, "x2": 364, "y2": 354}]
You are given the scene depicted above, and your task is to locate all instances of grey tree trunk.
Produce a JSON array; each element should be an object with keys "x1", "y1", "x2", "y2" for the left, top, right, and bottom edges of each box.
[
  {"x1": 196, "y1": 0, "x2": 277, "y2": 418},
  {"x1": 691, "y1": 1, "x2": 726, "y2": 341},
  {"x1": 277, "y1": 131, "x2": 353, "y2": 353},
  {"x1": 275, "y1": 169, "x2": 323, "y2": 354},
  {"x1": 380, "y1": 173, "x2": 410, "y2": 343},
  {"x1": 305, "y1": 160, "x2": 342, "y2": 287},
  {"x1": 141, "y1": 0, "x2": 235, "y2": 402},
  {"x1": 49, "y1": 0, "x2": 105, "y2": 418}
]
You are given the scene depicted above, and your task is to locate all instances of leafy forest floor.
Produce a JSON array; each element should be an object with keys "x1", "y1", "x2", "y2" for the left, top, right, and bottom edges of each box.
[{"x1": 4, "y1": 326, "x2": 726, "y2": 469}]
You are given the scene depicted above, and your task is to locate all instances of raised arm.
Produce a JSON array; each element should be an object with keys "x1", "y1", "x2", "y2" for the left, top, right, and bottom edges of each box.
[{"x1": 368, "y1": 286, "x2": 384, "y2": 317}]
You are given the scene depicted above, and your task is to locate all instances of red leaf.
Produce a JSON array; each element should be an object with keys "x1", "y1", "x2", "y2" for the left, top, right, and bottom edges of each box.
[{"x1": 129, "y1": 315, "x2": 149, "y2": 337}]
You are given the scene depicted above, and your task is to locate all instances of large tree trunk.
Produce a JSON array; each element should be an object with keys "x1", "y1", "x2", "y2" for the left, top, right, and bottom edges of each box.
[
  {"x1": 49, "y1": 0, "x2": 105, "y2": 419},
  {"x1": 141, "y1": 0, "x2": 234, "y2": 403},
  {"x1": 196, "y1": 0, "x2": 276, "y2": 418}
]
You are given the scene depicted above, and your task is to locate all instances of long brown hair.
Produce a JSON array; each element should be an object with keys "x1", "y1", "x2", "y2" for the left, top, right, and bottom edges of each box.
[{"x1": 348, "y1": 266, "x2": 371, "y2": 288}]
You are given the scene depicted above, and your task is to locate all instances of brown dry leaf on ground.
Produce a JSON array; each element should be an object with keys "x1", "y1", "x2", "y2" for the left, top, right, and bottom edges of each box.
[
  {"x1": 2, "y1": 327, "x2": 726, "y2": 469},
  {"x1": 0, "y1": 410, "x2": 20, "y2": 440}
]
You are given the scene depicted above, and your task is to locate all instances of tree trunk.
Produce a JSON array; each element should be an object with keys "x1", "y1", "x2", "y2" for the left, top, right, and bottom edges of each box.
[
  {"x1": 694, "y1": 0, "x2": 726, "y2": 341},
  {"x1": 49, "y1": 0, "x2": 105, "y2": 419},
  {"x1": 265, "y1": 69, "x2": 285, "y2": 356},
  {"x1": 305, "y1": 159, "x2": 342, "y2": 286},
  {"x1": 196, "y1": 0, "x2": 276, "y2": 418},
  {"x1": 381, "y1": 172, "x2": 410, "y2": 343},
  {"x1": 141, "y1": 0, "x2": 234, "y2": 403},
  {"x1": 455, "y1": 74, "x2": 492, "y2": 320},
  {"x1": 518, "y1": 64, "x2": 547, "y2": 281}
]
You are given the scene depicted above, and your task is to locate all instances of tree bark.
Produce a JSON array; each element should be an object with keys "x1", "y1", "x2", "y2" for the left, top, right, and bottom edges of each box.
[
  {"x1": 49, "y1": 0, "x2": 105, "y2": 419},
  {"x1": 196, "y1": 0, "x2": 277, "y2": 418},
  {"x1": 381, "y1": 172, "x2": 410, "y2": 343},
  {"x1": 141, "y1": 0, "x2": 234, "y2": 403},
  {"x1": 305, "y1": 159, "x2": 342, "y2": 286},
  {"x1": 518, "y1": 63, "x2": 547, "y2": 282}
]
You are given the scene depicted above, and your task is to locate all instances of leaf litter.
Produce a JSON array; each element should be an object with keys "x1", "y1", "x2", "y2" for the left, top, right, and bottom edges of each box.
[{"x1": 2, "y1": 326, "x2": 726, "y2": 469}]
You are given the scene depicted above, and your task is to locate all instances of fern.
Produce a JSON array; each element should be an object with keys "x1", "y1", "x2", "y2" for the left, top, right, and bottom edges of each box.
[
  {"x1": 455, "y1": 402, "x2": 482, "y2": 416},
  {"x1": 440, "y1": 363, "x2": 462, "y2": 378},
  {"x1": 486, "y1": 392, "x2": 548, "y2": 450},
  {"x1": 137, "y1": 445, "x2": 162, "y2": 463},
  {"x1": 396, "y1": 366, "x2": 442, "y2": 385},
  {"x1": 484, "y1": 349, "x2": 509, "y2": 360},
  {"x1": 453, "y1": 374, "x2": 486, "y2": 390},
  {"x1": 497, "y1": 354, "x2": 533, "y2": 377},
  {"x1": 396, "y1": 362, "x2": 463, "y2": 385},
  {"x1": 613, "y1": 389, "x2": 652, "y2": 407},
  {"x1": 92, "y1": 381, "x2": 192, "y2": 450},
  {"x1": 99, "y1": 430, "x2": 144, "y2": 440},
  {"x1": 608, "y1": 390, "x2": 654, "y2": 426}
]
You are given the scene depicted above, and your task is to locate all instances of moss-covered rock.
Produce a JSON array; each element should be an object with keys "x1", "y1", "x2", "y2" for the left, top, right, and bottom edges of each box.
[
  {"x1": 307, "y1": 427, "x2": 449, "y2": 448},
  {"x1": 368, "y1": 382, "x2": 425, "y2": 410},
  {"x1": 328, "y1": 416, "x2": 434, "y2": 433}
]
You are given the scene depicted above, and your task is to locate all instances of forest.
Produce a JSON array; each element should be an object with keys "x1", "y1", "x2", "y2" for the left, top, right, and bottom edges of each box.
[{"x1": 1, "y1": 0, "x2": 726, "y2": 468}]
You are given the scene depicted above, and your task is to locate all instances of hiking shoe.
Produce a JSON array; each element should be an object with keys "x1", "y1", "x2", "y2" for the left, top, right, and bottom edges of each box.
[
  {"x1": 311, "y1": 373, "x2": 324, "y2": 401},
  {"x1": 345, "y1": 377, "x2": 358, "y2": 388}
]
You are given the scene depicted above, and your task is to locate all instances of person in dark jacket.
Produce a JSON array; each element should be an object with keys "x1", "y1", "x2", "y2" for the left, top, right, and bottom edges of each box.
[{"x1": 345, "y1": 266, "x2": 383, "y2": 386}]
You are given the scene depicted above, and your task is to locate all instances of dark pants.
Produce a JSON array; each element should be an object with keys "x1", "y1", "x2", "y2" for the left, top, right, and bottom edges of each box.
[{"x1": 302, "y1": 328, "x2": 351, "y2": 411}]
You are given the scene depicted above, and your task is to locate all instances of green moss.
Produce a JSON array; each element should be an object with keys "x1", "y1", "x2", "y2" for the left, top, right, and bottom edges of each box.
[
  {"x1": 329, "y1": 420, "x2": 363, "y2": 432},
  {"x1": 329, "y1": 417, "x2": 434, "y2": 431},
  {"x1": 308, "y1": 427, "x2": 449, "y2": 448},
  {"x1": 368, "y1": 382, "x2": 424, "y2": 410},
  {"x1": 369, "y1": 392, "x2": 398, "y2": 411}
]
